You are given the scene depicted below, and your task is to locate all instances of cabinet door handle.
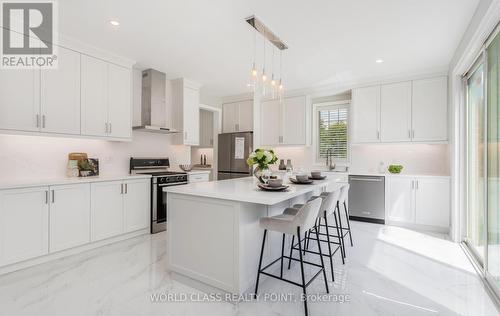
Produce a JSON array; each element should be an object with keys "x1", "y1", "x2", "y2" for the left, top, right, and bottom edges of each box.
[
  {"x1": 105, "y1": 123, "x2": 108, "y2": 134},
  {"x1": 412, "y1": 130, "x2": 415, "y2": 139},
  {"x1": 109, "y1": 123, "x2": 112, "y2": 134},
  {"x1": 408, "y1": 130, "x2": 411, "y2": 139},
  {"x1": 45, "y1": 190, "x2": 49, "y2": 204},
  {"x1": 36, "y1": 114, "x2": 40, "y2": 128},
  {"x1": 120, "y1": 183, "x2": 123, "y2": 194},
  {"x1": 51, "y1": 190, "x2": 55, "y2": 203},
  {"x1": 411, "y1": 180, "x2": 414, "y2": 190},
  {"x1": 416, "y1": 180, "x2": 419, "y2": 190},
  {"x1": 377, "y1": 131, "x2": 380, "y2": 140},
  {"x1": 42, "y1": 115, "x2": 46, "y2": 128},
  {"x1": 125, "y1": 183, "x2": 128, "y2": 194}
]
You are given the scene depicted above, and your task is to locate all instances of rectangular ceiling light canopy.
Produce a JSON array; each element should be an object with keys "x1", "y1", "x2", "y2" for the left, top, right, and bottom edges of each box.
[{"x1": 246, "y1": 15, "x2": 288, "y2": 50}]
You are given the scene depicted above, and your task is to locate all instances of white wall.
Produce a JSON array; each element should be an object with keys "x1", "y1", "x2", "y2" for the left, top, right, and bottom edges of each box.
[
  {"x1": 0, "y1": 132, "x2": 191, "y2": 180},
  {"x1": 270, "y1": 143, "x2": 449, "y2": 175},
  {"x1": 191, "y1": 147, "x2": 214, "y2": 165}
]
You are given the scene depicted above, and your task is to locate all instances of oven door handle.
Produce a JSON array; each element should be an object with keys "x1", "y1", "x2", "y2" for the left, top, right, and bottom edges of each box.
[{"x1": 158, "y1": 182, "x2": 188, "y2": 187}]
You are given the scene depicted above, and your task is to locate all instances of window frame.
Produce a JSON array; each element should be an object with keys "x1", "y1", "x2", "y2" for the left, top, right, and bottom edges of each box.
[{"x1": 313, "y1": 100, "x2": 351, "y2": 165}]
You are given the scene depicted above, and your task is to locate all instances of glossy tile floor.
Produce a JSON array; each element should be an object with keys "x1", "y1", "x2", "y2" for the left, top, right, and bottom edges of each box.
[{"x1": 1, "y1": 221, "x2": 498, "y2": 316}]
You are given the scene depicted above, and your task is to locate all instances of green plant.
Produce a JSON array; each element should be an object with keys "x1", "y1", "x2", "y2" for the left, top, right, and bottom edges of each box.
[
  {"x1": 388, "y1": 164, "x2": 404, "y2": 174},
  {"x1": 78, "y1": 159, "x2": 92, "y2": 171},
  {"x1": 247, "y1": 148, "x2": 278, "y2": 169}
]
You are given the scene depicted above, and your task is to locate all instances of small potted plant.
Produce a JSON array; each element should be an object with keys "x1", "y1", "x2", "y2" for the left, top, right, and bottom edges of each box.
[{"x1": 247, "y1": 149, "x2": 278, "y2": 183}]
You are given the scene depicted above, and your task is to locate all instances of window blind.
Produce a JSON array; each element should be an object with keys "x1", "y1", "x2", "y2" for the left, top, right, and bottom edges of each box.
[{"x1": 318, "y1": 107, "x2": 348, "y2": 160}]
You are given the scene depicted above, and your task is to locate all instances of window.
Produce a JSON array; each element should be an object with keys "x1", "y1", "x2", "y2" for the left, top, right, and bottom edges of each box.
[{"x1": 316, "y1": 103, "x2": 349, "y2": 163}]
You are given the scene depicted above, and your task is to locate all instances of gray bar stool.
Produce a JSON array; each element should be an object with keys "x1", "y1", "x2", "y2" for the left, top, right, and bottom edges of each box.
[
  {"x1": 286, "y1": 188, "x2": 345, "y2": 282},
  {"x1": 254, "y1": 198, "x2": 329, "y2": 316}
]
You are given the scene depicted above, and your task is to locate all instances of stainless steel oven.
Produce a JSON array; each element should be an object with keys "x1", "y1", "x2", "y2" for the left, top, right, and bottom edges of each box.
[{"x1": 130, "y1": 157, "x2": 188, "y2": 234}]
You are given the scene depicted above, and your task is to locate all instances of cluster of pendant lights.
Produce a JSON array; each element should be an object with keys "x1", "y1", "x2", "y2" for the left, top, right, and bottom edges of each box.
[{"x1": 249, "y1": 29, "x2": 285, "y2": 101}]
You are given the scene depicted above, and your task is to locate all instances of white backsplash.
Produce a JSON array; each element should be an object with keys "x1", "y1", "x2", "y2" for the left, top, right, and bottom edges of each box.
[
  {"x1": 271, "y1": 143, "x2": 449, "y2": 175},
  {"x1": 0, "y1": 132, "x2": 191, "y2": 180}
]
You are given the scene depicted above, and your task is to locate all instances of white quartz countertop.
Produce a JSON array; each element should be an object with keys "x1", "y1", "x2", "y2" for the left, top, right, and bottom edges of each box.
[
  {"x1": 164, "y1": 175, "x2": 346, "y2": 205},
  {"x1": 0, "y1": 174, "x2": 151, "y2": 190}
]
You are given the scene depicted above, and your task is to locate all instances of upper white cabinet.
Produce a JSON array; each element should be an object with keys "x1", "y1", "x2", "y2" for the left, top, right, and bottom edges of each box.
[
  {"x1": 40, "y1": 46, "x2": 81, "y2": 135},
  {"x1": 0, "y1": 186, "x2": 49, "y2": 266},
  {"x1": 351, "y1": 76, "x2": 447, "y2": 144},
  {"x1": 0, "y1": 41, "x2": 133, "y2": 141},
  {"x1": 260, "y1": 96, "x2": 310, "y2": 146},
  {"x1": 49, "y1": 183, "x2": 90, "y2": 252},
  {"x1": 351, "y1": 86, "x2": 380, "y2": 143},
  {"x1": 81, "y1": 55, "x2": 132, "y2": 139},
  {"x1": 412, "y1": 77, "x2": 448, "y2": 142},
  {"x1": 199, "y1": 109, "x2": 214, "y2": 147},
  {"x1": 380, "y1": 81, "x2": 412, "y2": 142},
  {"x1": 386, "y1": 176, "x2": 450, "y2": 229},
  {"x1": 172, "y1": 79, "x2": 201, "y2": 146},
  {"x1": 222, "y1": 100, "x2": 253, "y2": 133},
  {"x1": 107, "y1": 64, "x2": 132, "y2": 139}
]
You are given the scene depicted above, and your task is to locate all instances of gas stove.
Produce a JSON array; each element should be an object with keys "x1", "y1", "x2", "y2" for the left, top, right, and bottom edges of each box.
[{"x1": 129, "y1": 157, "x2": 188, "y2": 233}]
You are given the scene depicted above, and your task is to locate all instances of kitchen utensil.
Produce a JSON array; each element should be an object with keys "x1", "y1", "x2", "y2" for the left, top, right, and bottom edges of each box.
[
  {"x1": 268, "y1": 178, "x2": 283, "y2": 187},
  {"x1": 309, "y1": 175, "x2": 327, "y2": 180},
  {"x1": 296, "y1": 174, "x2": 309, "y2": 182},
  {"x1": 311, "y1": 171, "x2": 322, "y2": 178},
  {"x1": 290, "y1": 178, "x2": 313, "y2": 184}
]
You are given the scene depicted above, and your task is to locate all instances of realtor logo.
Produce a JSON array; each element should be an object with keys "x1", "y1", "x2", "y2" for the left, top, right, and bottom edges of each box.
[{"x1": 1, "y1": 0, "x2": 58, "y2": 68}]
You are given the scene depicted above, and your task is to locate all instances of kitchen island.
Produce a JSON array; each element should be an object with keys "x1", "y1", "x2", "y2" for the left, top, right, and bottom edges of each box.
[{"x1": 164, "y1": 175, "x2": 346, "y2": 294}]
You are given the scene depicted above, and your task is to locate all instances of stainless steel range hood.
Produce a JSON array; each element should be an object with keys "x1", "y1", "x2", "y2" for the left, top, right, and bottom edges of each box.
[{"x1": 133, "y1": 69, "x2": 179, "y2": 134}]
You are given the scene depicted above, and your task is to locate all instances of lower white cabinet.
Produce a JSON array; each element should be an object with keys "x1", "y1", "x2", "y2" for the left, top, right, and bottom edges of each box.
[
  {"x1": 188, "y1": 172, "x2": 210, "y2": 183},
  {"x1": 49, "y1": 184, "x2": 91, "y2": 252},
  {"x1": 386, "y1": 176, "x2": 450, "y2": 229},
  {"x1": 91, "y1": 181, "x2": 125, "y2": 241},
  {"x1": 91, "y1": 179, "x2": 150, "y2": 241},
  {"x1": 0, "y1": 186, "x2": 49, "y2": 266},
  {"x1": 123, "y1": 180, "x2": 150, "y2": 232}
]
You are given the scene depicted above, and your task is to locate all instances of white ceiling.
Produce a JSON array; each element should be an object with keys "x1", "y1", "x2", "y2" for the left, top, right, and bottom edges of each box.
[{"x1": 59, "y1": 0, "x2": 479, "y2": 98}]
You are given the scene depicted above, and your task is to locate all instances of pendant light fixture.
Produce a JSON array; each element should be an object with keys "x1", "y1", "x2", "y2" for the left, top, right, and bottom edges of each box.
[{"x1": 246, "y1": 15, "x2": 288, "y2": 100}]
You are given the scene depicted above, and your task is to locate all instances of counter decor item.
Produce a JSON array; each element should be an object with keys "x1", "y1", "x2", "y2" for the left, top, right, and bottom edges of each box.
[
  {"x1": 309, "y1": 171, "x2": 326, "y2": 180},
  {"x1": 67, "y1": 152, "x2": 88, "y2": 178},
  {"x1": 247, "y1": 148, "x2": 278, "y2": 183},
  {"x1": 78, "y1": 158, "x2": 99, "y2": 177},
  {"x1": 286, "y1": 159, "x2": 293, "y2": 172},
  {"x1": 278, "y1": 159, "x2": 286, "y2": 170},
  {"x1": 179, "y1": 164, "x2": 194, "y2": 172},
  {"x1": 388, "y1": 164, "x2": 404, "y2": 174}
]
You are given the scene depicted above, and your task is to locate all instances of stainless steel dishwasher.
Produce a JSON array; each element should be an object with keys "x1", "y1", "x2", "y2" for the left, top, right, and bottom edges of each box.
[{"x1": 348, "y1": 175, "x2": 385, "y2": 224}]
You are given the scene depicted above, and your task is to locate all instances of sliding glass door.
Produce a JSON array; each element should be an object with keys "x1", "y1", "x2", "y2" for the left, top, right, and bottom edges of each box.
[
  {"x1": 466, "y1": 60, "x2": 486, "y2": 265},
  {"x1": 487, "y1": 31, "x2": 500, "y2": 292}
]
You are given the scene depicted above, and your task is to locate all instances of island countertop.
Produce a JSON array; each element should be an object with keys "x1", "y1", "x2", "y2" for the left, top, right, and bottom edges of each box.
[{"x1": 163, "y1": 175, "x2": 346, "y2": 205}]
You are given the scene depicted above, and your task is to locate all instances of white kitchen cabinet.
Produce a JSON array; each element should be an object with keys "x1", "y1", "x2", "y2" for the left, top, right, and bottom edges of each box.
[
  {"x1": 172, "y1": 78, "x2": 201, "y2": 145},
  {"x1": 351, "y1": 86, "x2": 380, "y2": 143},
  {"x1": 108, "y1": 64, "x2": 132, "y2": 139},
  {"x1": 188, "y1": 172, "x2": 210, "y2": 183},
  {"x1": 222, "y1": 100, "x2": 253, "y2": 133},
  {"x1": 283, "y1": 96, "x2": 307, "y2": 145},
  {"x1": 91, "y1": 181, "x2": 124, "y2": 241},
  {"x1": 40, "y1": 46, "x2": 81, "y2": 135},
  {"x1": 49, "y1": 184, "x2": 90, "y2": 252},
  {"x1": 0, "y1": 67, "x2": 40, "y2": 132},
  {"x1": 414, "y1": 177, "x2": 450, "y2": 228},
  {"x1": 260, "y1": 96, "x2": 309, "y2": 146},
  {"x1": 412, "y1": 77, "x2": 448, "y2": 142},
  {"x1": 123, "y1": 179, "x2": 150, "y2": 233},
  {"x1": 260, "y1": 99, "x2": 282, "y2": 145},
  {"x1": 386, "y1": 177, "x2": 414, "y2": 223},
  {"x1": 0, "y1": 187, "x2": 49, "y2": 266},
  {"x1": 386, "y1": 176, "x2": 450, "y2": 229},
  {"x1": 199, "y1": 109, "x2": 214, "y2": 147},
  {"x1": 81, "y1": 55, "x2": 108, "y2": 137},
  {"x1": 380, "y1": 81, "x2": 412, "y2": 142}
]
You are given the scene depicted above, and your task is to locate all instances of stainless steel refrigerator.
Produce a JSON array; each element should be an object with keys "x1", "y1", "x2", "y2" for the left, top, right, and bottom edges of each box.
[{"x1": 218, "y1": 132, "x2": 253, "y2": 180}]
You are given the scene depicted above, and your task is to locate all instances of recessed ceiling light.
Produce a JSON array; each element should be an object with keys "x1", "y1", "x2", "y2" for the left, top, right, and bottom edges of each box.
[
  {"x1": 375, "y1": 59, "x2": 384, "y2": 63},
  {"x1": 109, "y1": 20, "x2": 120, "y2": 27}
]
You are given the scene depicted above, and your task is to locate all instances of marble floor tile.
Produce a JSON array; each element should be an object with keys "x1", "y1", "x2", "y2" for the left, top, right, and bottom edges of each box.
[{"x1": 0, "y1": 221, "x2": 498, "y2": 316}]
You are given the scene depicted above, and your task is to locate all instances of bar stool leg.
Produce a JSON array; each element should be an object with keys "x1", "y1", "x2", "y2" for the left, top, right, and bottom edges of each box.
[
  {"x1": 344, "y1": 202, "x2": 353, "y2": 246},
  {"x1": 336, "y1": 203, "x2": 346, "y2": 258},
  {"x1": 296, "y1": 227, "x2": 309, "y2": 316},
  {"x1": 314, "y1": 221, "x2": 329, "y2": 294},
  {"x1": 333, "y1": 208, "x2": 345, "y2": 264},
  {"x1": 254, "y1": 229, "x2": 267, "y2": 296},
  {"x1": 323, "y1": 210, "x2": 335, "y2": 282},
  {"x1": 280, "y1": 233, "x2": 285, "y2": 278},
  {"x1": 287, "y1": 235, "x2": 295, "y2": 270}
]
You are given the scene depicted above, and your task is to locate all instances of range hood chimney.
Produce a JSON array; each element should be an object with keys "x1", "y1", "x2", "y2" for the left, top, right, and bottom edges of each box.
[{"x1": 133, "y1": 69, "x2": 179, "y2": 134}]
